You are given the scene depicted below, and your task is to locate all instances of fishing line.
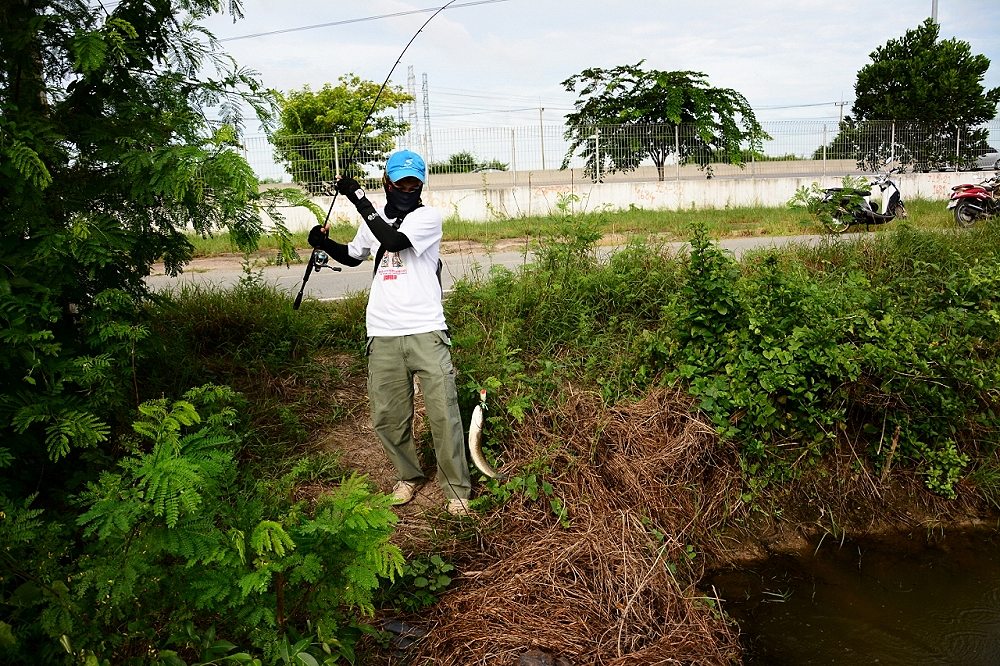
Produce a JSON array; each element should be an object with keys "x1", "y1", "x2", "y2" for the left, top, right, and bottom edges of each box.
[
  {"x1": 293, "y1": 0, "x2": 461, "y2": 309},
  {"x1": 320, "y1": 0, "x2": 462, "y2": 227}
]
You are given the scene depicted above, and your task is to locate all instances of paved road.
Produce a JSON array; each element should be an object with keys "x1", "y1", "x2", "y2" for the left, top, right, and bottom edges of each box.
[{"x1": 146, "y1": 233, "x2": 840, "y2": 302}]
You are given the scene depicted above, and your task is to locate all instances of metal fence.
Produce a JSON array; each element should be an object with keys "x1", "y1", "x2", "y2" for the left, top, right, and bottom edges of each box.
[{"x1": 243, "y1": 120, "x2": 1000, "y2": 187}]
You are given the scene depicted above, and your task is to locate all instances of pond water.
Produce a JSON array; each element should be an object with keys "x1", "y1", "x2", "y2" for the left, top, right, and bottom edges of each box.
[{"x1": 707, "y1": 528, "x2": 1000, "y2": 665}]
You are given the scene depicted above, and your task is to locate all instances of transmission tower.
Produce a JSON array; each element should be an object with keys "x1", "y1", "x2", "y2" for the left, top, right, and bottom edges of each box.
[
  {"x1": 422, "y1": 73, "x2": 433, "y2": 161},
  {"x1": 406, "y1": 66, "x2": 420, "y2": 152}
]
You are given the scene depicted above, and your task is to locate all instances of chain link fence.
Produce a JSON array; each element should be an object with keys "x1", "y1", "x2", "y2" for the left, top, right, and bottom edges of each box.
[{"x1": 242, "y1": 120, "x2": 1000, "y2": 188}]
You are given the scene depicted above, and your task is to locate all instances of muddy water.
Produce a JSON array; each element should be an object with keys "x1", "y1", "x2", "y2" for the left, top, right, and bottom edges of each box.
[{"x1": 707, "y1": 529, "x2": 1000, "y2": 665}]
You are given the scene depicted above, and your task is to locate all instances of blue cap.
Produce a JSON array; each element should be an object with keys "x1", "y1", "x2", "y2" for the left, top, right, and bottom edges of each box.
[{"x1": 386, "y1": 150, "x2": 426, "y2": 183}]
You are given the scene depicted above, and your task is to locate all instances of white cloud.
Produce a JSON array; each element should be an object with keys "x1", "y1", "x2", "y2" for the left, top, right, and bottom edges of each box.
[{"x1": 201, "y1": 0, "x2": 1000, "y2": 131}]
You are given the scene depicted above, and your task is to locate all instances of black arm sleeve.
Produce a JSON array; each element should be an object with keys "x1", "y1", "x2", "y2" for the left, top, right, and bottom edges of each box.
[
  {"x1": 319, "y1": 238, "x2": 363, "y2": 267},
  {"x1": 354, "y1": 199, "x2": 413, "y2": 252}
]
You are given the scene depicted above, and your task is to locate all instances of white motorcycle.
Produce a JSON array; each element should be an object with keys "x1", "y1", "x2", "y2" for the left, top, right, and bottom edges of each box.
[{"x1": 820, "y1": 169, "x2": 908, "y2": 234}]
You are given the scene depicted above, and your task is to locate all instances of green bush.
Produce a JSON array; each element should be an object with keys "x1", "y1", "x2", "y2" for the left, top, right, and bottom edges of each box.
[
  {"x1": 447, "y1": 221, "x2": 1000, "y2": 500},
  {"x1": 4, "y1": 385, "x2": 403, "y2": 664}
]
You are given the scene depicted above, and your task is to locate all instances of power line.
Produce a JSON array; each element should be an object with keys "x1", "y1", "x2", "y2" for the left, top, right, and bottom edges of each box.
[
  {"x1": 218, "y1": 0, "x2": 513, "y2": 43},
  {"x1": 756, "y1": 100, "x2": 854, "y2": 110}
]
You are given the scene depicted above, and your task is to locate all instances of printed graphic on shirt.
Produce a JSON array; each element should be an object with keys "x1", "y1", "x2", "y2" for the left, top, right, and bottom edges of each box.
[{"x1": 380, "y1": 252, "x2": 406, "y2": 281}]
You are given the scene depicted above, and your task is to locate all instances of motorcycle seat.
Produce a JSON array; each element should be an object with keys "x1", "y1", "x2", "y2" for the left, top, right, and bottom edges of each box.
[{"x1": 825, "y1": 187, "x2": 871, "y2": 196}]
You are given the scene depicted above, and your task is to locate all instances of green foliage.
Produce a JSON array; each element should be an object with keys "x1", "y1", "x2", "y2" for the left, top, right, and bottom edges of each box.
[
  {"x1": 272, "y1": 76, "x2": 413, "y2": 192},
  {"x1": 0, "y1": 12, "x2": 401, "y2": 640},
  {"x1": 428, "y1": 151, "x2": 509, "y2": 174},
  {"x1": 137, "y1": 281, "x2": 356, "y2": 462},
  {"x1": 665, "y1": 231, "x2": 864, "y2": 491},
  {"x1": 659, "y1": 224, "x2": 1000, "y2": 497},
  {"x1": 378, "y1": 554, "x2": 456, "y2": 612},
  {"x1": 853, "y1": 19, "x2": 999, "y2": 128},
  {"x1": 787, "y1": 175, "x2": 871, "y2": 231},
  {"x1": 816, "y1": 19, "x2": 1000, "y2": 170},
  {"x1": 448, "y1": 219, "x2": 1000, "y2": 502},
  {"x1": 0, "y1": 0, "x2": 310, "y2": 546},
  {"x1": 0, "y1": 386, "x2": 404, "y2": 663},
  {"x1": 560, "y1": 61, "x2": 768, "y2": 181}
]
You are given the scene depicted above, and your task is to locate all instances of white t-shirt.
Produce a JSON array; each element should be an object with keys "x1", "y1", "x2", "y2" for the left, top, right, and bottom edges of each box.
[{"x1": 346, "y1": 204, "x2": 447, "y2": 337}]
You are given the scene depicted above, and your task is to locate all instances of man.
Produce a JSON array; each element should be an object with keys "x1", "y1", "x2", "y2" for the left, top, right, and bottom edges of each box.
[{"x1": 307, "y1": 149, "x2": 472, "y2": 516}]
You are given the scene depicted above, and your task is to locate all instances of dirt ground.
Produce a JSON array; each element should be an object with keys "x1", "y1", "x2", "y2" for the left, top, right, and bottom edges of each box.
[{"x1": 313, "y1": 363, "x2": 466, "y2": 555}]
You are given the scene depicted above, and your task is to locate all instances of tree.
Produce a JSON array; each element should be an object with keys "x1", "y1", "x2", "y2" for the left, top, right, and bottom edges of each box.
[
  {"x1": 0, "y1": 1, "x2": 332, "y2": 660},
  {"x1": 560, "y1": 62, "x2": 766, "y2": 181},
  {"x1": 428, "y1": 151, "x2": 509, "y2": 174},
  {"x1": 819, "y1": 19, "x2": 1000, "y2": 171},
  {"x1": 272, "y1": 77, "x2": 412, "y2": 192},
  {"x1": 0, "y1": 0, "x2": 309, "y2": 466}
]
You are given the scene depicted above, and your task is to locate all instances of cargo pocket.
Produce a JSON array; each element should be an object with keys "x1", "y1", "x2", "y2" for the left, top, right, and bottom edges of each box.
[{"x1": 432, "y1": 329, "x2": 452, "y2": 347}]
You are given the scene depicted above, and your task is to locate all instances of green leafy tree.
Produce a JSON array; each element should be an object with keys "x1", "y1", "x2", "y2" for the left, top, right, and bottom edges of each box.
[
  {"x1": 272, "y1": 76, "x2": 412, "y2": 192},
  {"x1": 817, "y1": 19, "x2": 1000, "y2": 170},
  {"x1": 560, "y1": 61, "x2": 766, "y2": 181},
  {"x1": 428, "y1": 150, "x2": 509, "y2": 174},
  {"x1": 0, "y1": 0, "x2": 313, "y2": 476},
  {"x1": 0, "y1": 2, "x2": 334, "y2": 661}
]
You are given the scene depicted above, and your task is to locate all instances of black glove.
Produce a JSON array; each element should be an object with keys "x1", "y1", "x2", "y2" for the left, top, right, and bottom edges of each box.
[
  {"x1": 335, "y1": 177, "x2": 365, "y2": 205},
  {"x1": 307, "y1": 225, "x2": 327, "y2": 248},
  {"x1": 336, "y1": 176, "x2": 381, "y2": 226}
]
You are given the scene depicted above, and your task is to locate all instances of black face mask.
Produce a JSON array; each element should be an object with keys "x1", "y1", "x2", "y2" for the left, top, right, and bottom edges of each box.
[{"x1": 384, "y1": 182, "x2": 423, "y2": 219}]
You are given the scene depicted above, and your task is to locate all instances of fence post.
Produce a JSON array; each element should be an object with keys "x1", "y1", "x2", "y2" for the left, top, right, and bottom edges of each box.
[
  {"x1": 890, "y1": 122, "x2": 896, "y2": 165},
  {"x1": 822, "y1": 124, "x2": 828, "y2": 177},
  {"x1": 675, "y1": 125, "x2": 680, "y2": 181},
  {"x1": 594, "y1": 128, "x2": 600, "y2": 182},
  {"x1": 333, "y1": 135, "x2": 340, "y2": 177},
  {"x1": 956, "y1": 130, "x2": 962, "y2": 171},
  {"x1": 511, "y1": 128, "x2": 517, "y2": 188},
  {"x1": 539, "y1": 108, "x2": 546, "y2": 171}
]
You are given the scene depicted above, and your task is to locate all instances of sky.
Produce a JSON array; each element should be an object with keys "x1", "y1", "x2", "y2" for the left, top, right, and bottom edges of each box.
[{"x1": 199, "y1": 0, "x2": 1000, "y2": 136}]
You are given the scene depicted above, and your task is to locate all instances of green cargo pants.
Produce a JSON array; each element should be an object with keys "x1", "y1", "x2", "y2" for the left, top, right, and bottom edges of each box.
[{"x1": 367, "y1": 331, "x2": 471, "y2": 501}]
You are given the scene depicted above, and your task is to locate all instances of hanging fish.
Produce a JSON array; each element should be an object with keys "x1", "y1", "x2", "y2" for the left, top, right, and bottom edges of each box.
[{"x1": 468, "y1": 389, "x2": 506, "y2": 481}]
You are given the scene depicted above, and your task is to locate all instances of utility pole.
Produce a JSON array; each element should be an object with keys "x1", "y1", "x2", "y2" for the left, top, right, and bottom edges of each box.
[
  {"x1": 931, "y1": 0, "x2": 938, "y2": 21},
  {"x1": 539, "y1": 107, "x2": 545, "y2": 170},
  {"x1": 835, "y1": 97, "x2": 847, "y2": 125}
]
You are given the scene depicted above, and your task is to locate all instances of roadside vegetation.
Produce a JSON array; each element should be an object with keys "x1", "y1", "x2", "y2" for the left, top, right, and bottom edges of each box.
[{"x1": 186, "y1": 197, "x2": 958, "y2": 259}]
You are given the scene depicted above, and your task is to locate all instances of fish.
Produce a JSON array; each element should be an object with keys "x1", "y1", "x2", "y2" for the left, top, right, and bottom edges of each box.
[{"x1": 468, "y1": 391, "x2": 506, "y2": 481}]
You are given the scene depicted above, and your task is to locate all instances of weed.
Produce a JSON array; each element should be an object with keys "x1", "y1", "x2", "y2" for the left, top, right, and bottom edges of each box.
[{"x1": 378, "y1": 554, "x2": 456, "y2": 612}]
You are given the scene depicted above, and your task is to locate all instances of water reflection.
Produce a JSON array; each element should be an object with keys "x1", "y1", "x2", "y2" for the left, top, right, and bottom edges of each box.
[{"x1": 708, "y1": 529, "x2": 1000, "y2": 665}]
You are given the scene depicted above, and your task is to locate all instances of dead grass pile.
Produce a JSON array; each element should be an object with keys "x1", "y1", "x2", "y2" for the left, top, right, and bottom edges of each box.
[{"x1": 412, "y1": 386, "x2": 745, "y2": 665}]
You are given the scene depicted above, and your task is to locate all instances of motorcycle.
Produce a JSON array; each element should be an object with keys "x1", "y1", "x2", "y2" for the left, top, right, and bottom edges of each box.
[
  {"x1": 948, "y1": 173, "x2": 999, "y2": 228},
  {"x1": 819, "y1": 168, "x2": 907, "y2": 233}
]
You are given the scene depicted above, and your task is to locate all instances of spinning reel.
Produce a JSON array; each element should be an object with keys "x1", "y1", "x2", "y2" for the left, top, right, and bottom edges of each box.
[{"x1": 292, "y1": 248, "x2": 342, "y2": 310}]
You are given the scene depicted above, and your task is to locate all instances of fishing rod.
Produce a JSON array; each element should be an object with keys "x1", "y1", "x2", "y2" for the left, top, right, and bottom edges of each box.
[
  {"x1": 288, "y1": 2, "x2": 503, "y2": 520},
  {"x1": 292, "y1": 0, "x2": 461, "y2": 310}
]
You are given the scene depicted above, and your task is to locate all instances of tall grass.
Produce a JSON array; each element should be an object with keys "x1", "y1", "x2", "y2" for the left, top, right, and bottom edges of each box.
[
  {"x1": 446, "y1": 218, "x2": 1000, "y2": 498},
  {"x1": 140, "y1": 278, "x2": 366, "y2": 461},
  {"x1": 186, "y1": 199, "x2": 958, "y2": 258}
]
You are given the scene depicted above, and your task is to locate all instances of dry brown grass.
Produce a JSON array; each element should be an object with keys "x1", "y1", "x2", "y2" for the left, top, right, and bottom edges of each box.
[{"x1": 397, "y1": 386, "x2": 746, "y2": 665}]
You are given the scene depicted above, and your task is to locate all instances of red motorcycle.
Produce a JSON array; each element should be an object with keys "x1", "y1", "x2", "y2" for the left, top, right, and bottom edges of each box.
[{"x1": 948, "y1": 174, "x2": 999, "y2": 228}]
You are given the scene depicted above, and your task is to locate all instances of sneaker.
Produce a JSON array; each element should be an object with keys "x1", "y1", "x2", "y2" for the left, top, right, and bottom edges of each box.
[
  {"x1": 446, "y1": 498, "x2": 471, "y2": 516},
  {"x1": 391, "y1": 480, "x2": 419, "y2": 505}
]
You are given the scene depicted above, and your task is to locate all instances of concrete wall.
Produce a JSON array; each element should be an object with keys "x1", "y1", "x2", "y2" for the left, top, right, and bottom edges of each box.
[{"x1": 271, "y1": 169, "x2": 980, "y2": 232}]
